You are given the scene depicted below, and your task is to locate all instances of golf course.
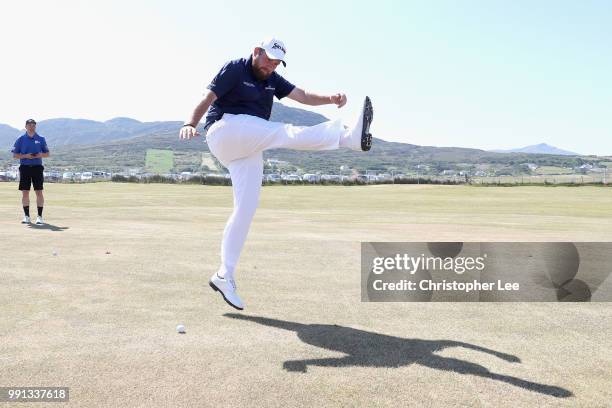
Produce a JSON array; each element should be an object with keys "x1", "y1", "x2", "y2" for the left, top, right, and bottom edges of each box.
[{"x1": 1, "y1": 183, "x2": 611, "y2": 407}]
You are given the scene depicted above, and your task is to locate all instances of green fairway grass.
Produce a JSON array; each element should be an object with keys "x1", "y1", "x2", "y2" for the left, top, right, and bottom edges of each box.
[
  {"x1": 535, "y1": 166, "x2": 574, "y2": 175},
  {"x1": 145, "y1": 149, "x2": 174, "y2": 173},
  {"x1": 0, "y1": 183, "x2": 611, "y2": 407}
]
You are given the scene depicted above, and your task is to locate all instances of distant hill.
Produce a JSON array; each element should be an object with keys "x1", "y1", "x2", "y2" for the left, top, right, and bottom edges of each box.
[
  {"x1": 0, "y1": 118, "x2": 182, "y2": 148},
  {"x1": 23, "y1": 130, "x2": 589, "y2": 175},
  {"x1": 0, "y1": 103, "x2": 328, "y2": 149},
  {"x1": 0, "y1": 124, "x2": 21, "y2": 150},
  {"x1": 269, "y1": 103, "x2": 328, "y2": 125},
  {"x1": 490, "y1": 143, "x2": 579, "y2": 156},
  {"x1": 28, "y1": 117, "x2": 183, "y2": 146},
  {"x1": 0, "y1": 105, "x2": 600, "y2": 174}
]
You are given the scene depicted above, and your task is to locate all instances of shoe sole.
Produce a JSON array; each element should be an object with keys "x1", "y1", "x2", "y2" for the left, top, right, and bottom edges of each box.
[
  {"x1": 361, "y1": 96, "x2": 374, "y2": 151},
  {"x1": 209, "y1": 280, "x2": 244, "y2": 310}
]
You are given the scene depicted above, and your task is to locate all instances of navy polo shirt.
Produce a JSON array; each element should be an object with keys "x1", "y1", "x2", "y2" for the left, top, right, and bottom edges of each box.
[
  {"x1": 203, "y1": 56, "x2": 295, "y2": 130},
  {"x1": 12, "y1": 133, "x2": 49, "y2": 165}
]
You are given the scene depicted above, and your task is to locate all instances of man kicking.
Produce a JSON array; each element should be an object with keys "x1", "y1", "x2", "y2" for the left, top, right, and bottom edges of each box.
[
  {"x1": 179, "y1": 37, "x2": 373, "y2": 310},
  {"x1": 12, "y1": 119, "x2": 50, "y2": 225}
]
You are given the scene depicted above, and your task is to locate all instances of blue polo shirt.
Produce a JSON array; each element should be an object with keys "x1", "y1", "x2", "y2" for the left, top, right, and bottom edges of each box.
[
  {"x1": 203, "y1": 56, "x2": 295, "y2": 130},
  {"x1": 12, "y1": 133, "x2": 49, "y2": 165}
]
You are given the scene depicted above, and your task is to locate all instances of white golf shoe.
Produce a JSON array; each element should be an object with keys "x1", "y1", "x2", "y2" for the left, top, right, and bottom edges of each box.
[
  {"x1": 345, "y1": 96, "x2": 374, "y2": 151},
  {"x1": 209, "y1": 272, "x2": 244, "y2": 310},
  {"x1": 21, "y1": 215, "x2": 31, "y2": 224},
  {"x1": 35, "y1": 216, "x2": 44, "y2": 225}
]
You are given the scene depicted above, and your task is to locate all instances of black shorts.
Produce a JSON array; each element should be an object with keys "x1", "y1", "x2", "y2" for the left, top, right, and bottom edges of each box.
[{"x1": 19, "y1": 165, "x2": 44, "y2": 191}]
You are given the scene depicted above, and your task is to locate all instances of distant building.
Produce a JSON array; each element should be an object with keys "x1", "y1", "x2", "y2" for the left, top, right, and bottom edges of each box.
[
  {"x1": 521, "y1": 163, "x2": 538, "y2": 171},
  {"x1": 302, "y1": 174, "x2": 320, "y2": 183},
  {"x1": 283, "y1": 174, "x2": 301, "y2": 181},
  {"x1": 266, "y1": 158, "x2": 289, "y2": 166},
  {"x1": 321, "y1": 174, "x2": 341, "y2": 182}
]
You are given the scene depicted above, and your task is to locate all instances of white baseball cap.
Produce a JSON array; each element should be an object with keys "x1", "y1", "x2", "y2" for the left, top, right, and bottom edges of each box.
[{"x1": 258, "y1": 37, "x2": 287, "y2": 67}]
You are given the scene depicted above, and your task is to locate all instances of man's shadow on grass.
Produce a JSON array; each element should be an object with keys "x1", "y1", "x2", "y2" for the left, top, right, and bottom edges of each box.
[
  {"x1": 225, "y1": 314, "x2": 572, "y2": 398},
  {"x1": 27, "y1": 223, "x2": 69, "y2": 232}
]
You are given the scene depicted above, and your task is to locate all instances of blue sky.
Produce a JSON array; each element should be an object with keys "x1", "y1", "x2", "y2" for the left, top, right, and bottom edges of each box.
[{"x1": 2, "y1": 0, "x2": 611, "y2": 154}]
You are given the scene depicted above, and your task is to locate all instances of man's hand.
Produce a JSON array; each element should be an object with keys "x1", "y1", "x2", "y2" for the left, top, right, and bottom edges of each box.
[
  {"x1": 21, "y1": 153, "x2": 34, "y2": 159},
  {"x1": 30, "y1": 153, "x2": 39, "y2": 158},
  {"x1": 180, "y1": 91, "x2": 217, "y2": 140},
  {"x1": 179, "y1": 125, "x2": 200, "y2": 140},
  {"x1": 330, "y1": 93, "x2": 347, "y2": 108}
]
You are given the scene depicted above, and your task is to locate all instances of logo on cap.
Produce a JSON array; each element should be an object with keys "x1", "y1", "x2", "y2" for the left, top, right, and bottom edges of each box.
[{"x1": 272, "y1": 42, "x2": 286, "y2": 54}]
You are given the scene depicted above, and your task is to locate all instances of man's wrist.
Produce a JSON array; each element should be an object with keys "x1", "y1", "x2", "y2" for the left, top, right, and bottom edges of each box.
[{"x1": 183, "y1": 123, "x2": 197, "y2": 128}]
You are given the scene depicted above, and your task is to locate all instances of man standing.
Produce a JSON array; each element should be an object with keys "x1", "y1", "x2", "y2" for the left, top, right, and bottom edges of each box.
[
  {"x1": 179, "y1": 37, "x2": 373, "y2": 310},
  {"x1": 12, "y1": 119, "x2": 50, "y2": 225}
]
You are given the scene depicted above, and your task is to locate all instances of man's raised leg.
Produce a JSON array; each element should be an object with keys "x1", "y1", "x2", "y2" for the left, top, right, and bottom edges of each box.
[{"x1": 205, "y1": 97, "x2": 373, "y2": 166}]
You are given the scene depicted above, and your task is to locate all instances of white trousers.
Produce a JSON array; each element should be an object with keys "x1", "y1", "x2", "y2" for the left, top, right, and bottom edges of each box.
[{"x1": 206, "y1": 113, "x2": 349, "y2": 279}]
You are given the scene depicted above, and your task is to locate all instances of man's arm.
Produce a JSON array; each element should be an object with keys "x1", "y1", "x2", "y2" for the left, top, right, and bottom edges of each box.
[
  {"x1": 40, "y1": 141, "x2": 50, "y2": 158},
  {"x1": 287, "y1": 87, "x2": 347, "y2": 108},
  {"x1": 179, "y1": 91, "x2": 218, "y2": 140},
  {"x1": 13, "y1": 153, "x2": 33, "y2": 159}
]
